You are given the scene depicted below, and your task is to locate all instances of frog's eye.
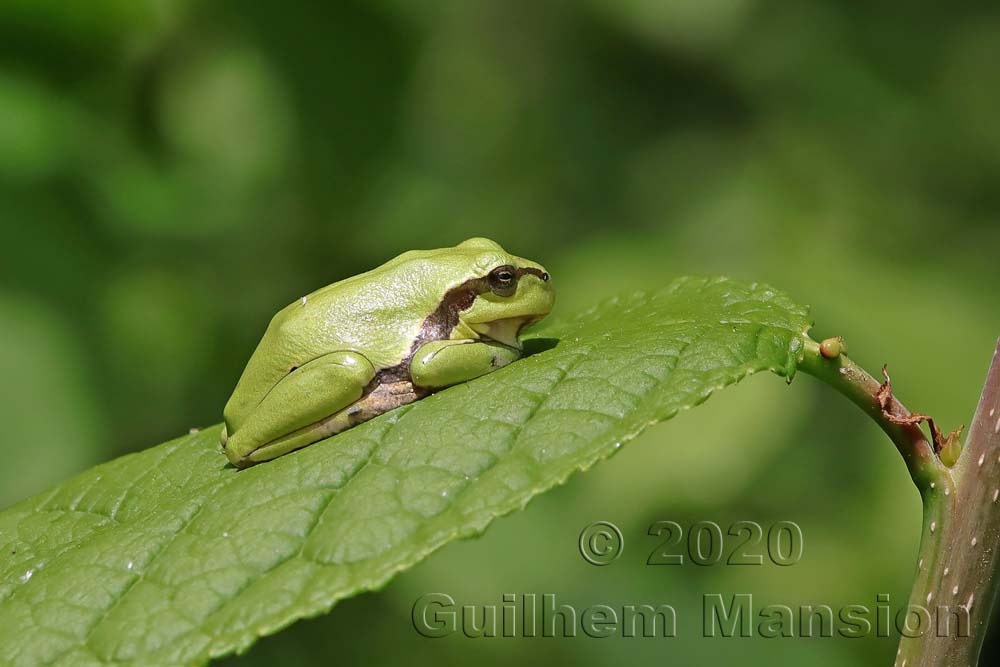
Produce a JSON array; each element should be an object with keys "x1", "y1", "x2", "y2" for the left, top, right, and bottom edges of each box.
[{"x1": 488, "y1": 265, "x2": 517, "y2": 297}]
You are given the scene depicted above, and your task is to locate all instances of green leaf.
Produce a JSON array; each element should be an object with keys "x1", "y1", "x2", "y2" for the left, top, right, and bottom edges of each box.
[{"x1": 0, "y1": 276, "x2": 810, "y2": 666}]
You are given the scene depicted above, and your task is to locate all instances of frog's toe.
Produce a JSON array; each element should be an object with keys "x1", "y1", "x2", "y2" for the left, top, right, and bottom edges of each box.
[{"x1": 222, "y1": 431, "x2": 257, "y2": 468}]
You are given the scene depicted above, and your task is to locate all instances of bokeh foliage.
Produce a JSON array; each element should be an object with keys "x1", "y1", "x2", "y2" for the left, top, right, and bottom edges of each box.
[{"x1": 1, "y1": 1, "x2": 998, "y2": 665}]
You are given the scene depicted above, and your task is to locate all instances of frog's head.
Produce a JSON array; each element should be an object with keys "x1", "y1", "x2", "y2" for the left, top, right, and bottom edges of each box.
[{"x1": 448, "y1": 237, "x2": 555, "y2": 349}]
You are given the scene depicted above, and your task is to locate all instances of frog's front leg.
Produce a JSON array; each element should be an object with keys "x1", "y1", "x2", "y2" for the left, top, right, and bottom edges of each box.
[
  {"x1": 223, "y1": 350, "x2": 375, "y2": 467},
  {"x1": 410, "y1": 340, "x2": 521, "y2": 389}
]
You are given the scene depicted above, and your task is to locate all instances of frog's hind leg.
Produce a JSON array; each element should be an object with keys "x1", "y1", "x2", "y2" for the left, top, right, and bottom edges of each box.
[{"x1": 223, "y1": 350, "x2": 376, "y2": 468}]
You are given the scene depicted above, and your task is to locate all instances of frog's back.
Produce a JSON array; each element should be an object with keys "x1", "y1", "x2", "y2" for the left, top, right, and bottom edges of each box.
[{"x1": 269, "y1": 257, "x2": 444, "y2": 368}]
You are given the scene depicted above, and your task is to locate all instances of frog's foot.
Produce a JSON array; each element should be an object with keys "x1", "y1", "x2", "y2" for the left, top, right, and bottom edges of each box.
[
  {"x1": 411, "y1": 339, "x2": 521, "y2": 389},
  {"x1": 223, "y1": 350, "x2": 376, "y2": 468},
  {"x1": 229, "y1": 380, "x2": 421, "y2": 468}
]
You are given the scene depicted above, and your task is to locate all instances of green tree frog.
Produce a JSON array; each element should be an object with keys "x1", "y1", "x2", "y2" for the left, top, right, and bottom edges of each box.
[{"x1": 221, "y1": 238, "x2": 554, "y2": 467}]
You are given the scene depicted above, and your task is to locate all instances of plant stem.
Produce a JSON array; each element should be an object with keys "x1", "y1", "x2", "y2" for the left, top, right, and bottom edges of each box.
[
  {"x1": 799, "y1": 337, "x2": 1000, "y2": 666},
  {"x1": 797, "y1": 338, "x2": 951, "y2": 494}
]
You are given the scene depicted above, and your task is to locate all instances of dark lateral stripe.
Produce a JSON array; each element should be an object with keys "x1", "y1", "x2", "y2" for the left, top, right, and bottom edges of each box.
[
  {"x1": 517, "y1": 267, "x2": 550, "y2": 282},
  {"x1": 412, "y1": 276, "x2": 491, "y2": 352}
]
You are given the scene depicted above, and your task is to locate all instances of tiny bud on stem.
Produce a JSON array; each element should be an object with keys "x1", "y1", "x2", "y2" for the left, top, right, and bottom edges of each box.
[{"x1": 819, "y1": 337, "x2": 845, "y2": 359}]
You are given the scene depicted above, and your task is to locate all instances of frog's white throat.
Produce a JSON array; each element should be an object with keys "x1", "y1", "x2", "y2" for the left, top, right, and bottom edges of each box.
[{"x1": 469, "y1": 316, "x2": 533, "y2": 349}]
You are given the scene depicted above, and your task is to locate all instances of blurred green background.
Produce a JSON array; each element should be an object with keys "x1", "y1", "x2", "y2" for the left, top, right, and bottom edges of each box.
[{"x1": 2, "y1": 0, "x2": 999, "y2": 664}]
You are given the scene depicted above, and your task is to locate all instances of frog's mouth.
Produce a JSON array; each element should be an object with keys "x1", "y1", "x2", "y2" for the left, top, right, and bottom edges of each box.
[{"x1": 470, "y1": 316, "x2": 539, "y2": 350}]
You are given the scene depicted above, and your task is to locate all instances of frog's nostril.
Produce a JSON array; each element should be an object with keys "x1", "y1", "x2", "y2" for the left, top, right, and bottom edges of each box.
[{"x1": 541, "y1": 272, "x2": 550, "y2": 282}]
